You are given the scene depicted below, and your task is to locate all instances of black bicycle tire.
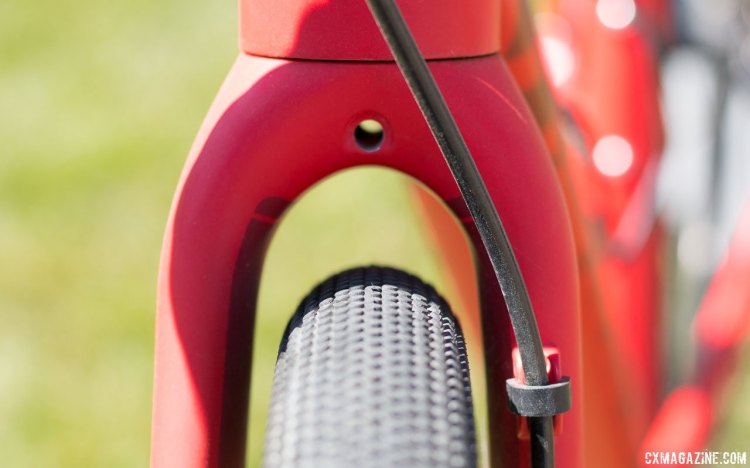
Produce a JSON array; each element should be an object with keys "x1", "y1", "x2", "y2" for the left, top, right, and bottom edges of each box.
[{"x1": 262, "y1": 266, "x2": 477, "y2": 468}]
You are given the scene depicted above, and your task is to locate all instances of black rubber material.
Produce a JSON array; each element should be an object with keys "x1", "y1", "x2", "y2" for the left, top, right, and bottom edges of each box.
[
  {"x1": 506, "y1": 377, "x2": 572, "y2": 417},
  {"x1": 263, "y1": 266, "x2": 477, "y2": 468}
]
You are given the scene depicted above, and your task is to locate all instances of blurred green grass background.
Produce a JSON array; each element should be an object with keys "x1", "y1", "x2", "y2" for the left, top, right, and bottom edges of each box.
[
  {"x1": 1, "y1": 0, "x2": 748, "y2": 466},
  {"x1": 0, "y1": 1, "x2": 465, "y2": 465},
  {"x1": 0, "y1": 1, "x2": 238, "y2": 465}
]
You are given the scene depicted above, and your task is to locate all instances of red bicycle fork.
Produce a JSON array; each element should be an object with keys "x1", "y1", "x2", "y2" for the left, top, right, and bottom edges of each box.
[{"x1": 151, "y1": 1, "x2": 582, "y2": 467}]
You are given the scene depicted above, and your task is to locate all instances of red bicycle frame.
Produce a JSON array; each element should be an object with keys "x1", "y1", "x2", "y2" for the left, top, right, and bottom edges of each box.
[
  {"x1": 151, "y1": 1, "x2": 581, "y2": 467},
  {"x1": 420, "y1": 1, "x2": 750, "y2": 466}
]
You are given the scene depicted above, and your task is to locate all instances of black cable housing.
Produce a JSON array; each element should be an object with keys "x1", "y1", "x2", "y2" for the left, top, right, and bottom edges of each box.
[{"x1": 363, "y1": 0, "x2": 557, "y2": 466}]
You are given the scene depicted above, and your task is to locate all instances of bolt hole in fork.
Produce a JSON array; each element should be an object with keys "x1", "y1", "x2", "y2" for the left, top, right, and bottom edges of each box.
[{"x1": 354, "y1": 118, "x2": 385, "y2": 151}]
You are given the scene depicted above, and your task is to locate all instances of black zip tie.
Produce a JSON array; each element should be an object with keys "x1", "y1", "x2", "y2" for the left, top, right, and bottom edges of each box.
[{"x1": 506, "y1": 377, "x2": 572, "y2": 417}]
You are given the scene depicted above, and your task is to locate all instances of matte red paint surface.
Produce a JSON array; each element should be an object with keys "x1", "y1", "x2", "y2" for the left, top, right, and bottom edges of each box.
[
  {"x1": 240, "y1": 0, "x2": 500, "y2": 60},
  {"x1": 692, "y1": 203, "x2": 750, "y2": 403},
  {"x1": 640, "y1": 387, "x2": 713, "y2": 457},
  {"x1": 695, "y1": 203, "x2": 750, "y2": 350},
  {"x1": 547, "y1": 0, "x2": 666, "y2": 452},
  {"x1": 151, "y1": 52, "x2": 581, "y2": 467},
  {"x1": 551, "y1": 1, "x2": 750, "y2": 459},
  {"x1": 151, "y1": 0, "x2": 750, "y2": 465}
]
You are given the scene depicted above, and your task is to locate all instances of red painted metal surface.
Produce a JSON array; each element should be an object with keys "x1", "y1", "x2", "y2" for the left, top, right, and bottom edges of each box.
[
  {"x1": 496, "y1": 0, "x2": 668, "y2": 465},
  {"x1": 151, "y1": 44, "x2": 581, "y2": 467},
  {"x1": 398, "y1": 0, "x2": 670, "y2": 465},
  {"x1": 149, "y1": 0, "x2": 750, "y2": 464},
  {"x1": 541, "y1": 0, "x2": 666, "y2": 455},
  {"x1": 240, "y1": 0, "x2": 500, "y2": 60},
  {"x1": 640, "y1": 387, "x2": 714, "y2": 459},
  {"x1": 640, "y1": 202, "x2": 750, "y2": 455},
  {"x1": 408, "y1": 187, "x2": 483, "y2": 349},
  {"x1": 695, "y1": 203, "x2": 750, "y2": 356}
]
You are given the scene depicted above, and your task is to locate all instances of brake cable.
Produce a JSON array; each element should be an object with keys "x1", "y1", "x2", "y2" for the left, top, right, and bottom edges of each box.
[{"x1": 363, "y1": 1, "x2": 570, "y2": 466}]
